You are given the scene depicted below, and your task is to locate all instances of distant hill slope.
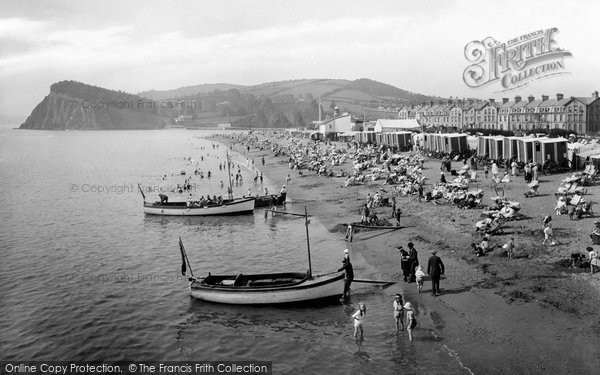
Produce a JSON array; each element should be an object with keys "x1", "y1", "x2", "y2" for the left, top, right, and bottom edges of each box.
[
  {"x1": 134, "y1": 78, "x2": 444, "y2": 125},
  {"x1": 138, "y1": 83, "x2": 245, "y2": 101},
  {"x1": 20, "y1": 81, "x2": 168, "y2": 130}
]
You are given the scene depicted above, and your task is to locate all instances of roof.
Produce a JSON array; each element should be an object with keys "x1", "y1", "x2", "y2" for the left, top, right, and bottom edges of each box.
[
  {"x1": 574, "y1": 97, "x2": 600, "y2": 105},
  {"x1": 537, "y1": 137, "x2": 568, "y2": 143},
  {"x1": 321, "y1": 114, "x2": 351, "y2": 125},
  {"x1": 375, "y1": 119, "x2": 421, "y2": 130}
]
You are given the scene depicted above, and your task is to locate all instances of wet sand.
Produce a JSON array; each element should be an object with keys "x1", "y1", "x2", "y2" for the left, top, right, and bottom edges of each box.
[{"x1": 216, "y1": 132, "x2": 600, "y2": 374}]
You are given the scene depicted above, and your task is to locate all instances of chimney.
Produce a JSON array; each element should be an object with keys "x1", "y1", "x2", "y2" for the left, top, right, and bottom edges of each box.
[
  {"x1": 556, "y1": 93, "x2": 564, "y2": 101},
  {"x1": 514, "y1": 96, "x2": 521, "y2": 103},
  {"x1": 489, "y1": 99, "x2": 495, "y2": 103},
  {"x1": 502, "y1": 98, "x2": 509, "y2": 104},
  {"x1": 429, "y1": 101, "x2": 434, "y2": 106},
  {"x1": 593, "y1": 91, "x2": 599, "y2": 99},
  {"x1": 528, "y1": 95, "x2": 534, "y2": 103},
  {"x1": 542, "y1": 95, "x2": 549, "y2": 102}
]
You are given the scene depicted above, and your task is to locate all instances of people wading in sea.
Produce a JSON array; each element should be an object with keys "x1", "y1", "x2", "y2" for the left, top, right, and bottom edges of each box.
[
  {"x1": 393, "y1": 294, "x2": 404, "y2": 333},
  {"x1": 337, "y1": 249, "x2": 354, "y2": 300},
  {"x1": 404, "y1": 302, "x2": 417, "y2": 341},
  {"x1": 351, "y1": 302, "x2": 366, "y2": 340}
]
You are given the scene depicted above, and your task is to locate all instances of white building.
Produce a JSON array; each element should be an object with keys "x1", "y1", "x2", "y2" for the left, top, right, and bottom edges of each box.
[{"x1": 373, "y1": 119, "x2": 421, "y2": 133}]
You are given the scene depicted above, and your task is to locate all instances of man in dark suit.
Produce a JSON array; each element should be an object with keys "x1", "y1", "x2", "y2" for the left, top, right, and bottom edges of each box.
[
  {"x1": 337, "y1": 249, "x2": 354, "y2": 300},
  {"x1": 427, "y1": 249, "x2": 445, "y2": 296},
  {"x1": 407, "y1": 242, "x2": 419, "y2": 282}
]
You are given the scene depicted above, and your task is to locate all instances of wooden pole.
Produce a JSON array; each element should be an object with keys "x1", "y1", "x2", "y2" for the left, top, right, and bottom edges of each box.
[{"x1": 304, "y1": 206, "x2": 313, "y2": 279}]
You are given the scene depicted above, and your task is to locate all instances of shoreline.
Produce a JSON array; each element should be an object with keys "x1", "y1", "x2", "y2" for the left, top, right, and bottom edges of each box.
[{"x1": 213, "y1": 132, "x2": 600, "y2": 373}]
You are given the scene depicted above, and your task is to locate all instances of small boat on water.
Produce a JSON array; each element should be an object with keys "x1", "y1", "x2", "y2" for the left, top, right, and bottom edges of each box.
[
  {"x1": 140, "y1": 151, "x2": 255, "y2": 216},
  {"x1": 143, "y1": 196, "x2": 255, "y2": 216},
  {"x1": 187, "y1": 271, "x2": 344, "y2": 304},
  {"x1": 178, "y1": 207, "x2": 345, "y2": 304}
]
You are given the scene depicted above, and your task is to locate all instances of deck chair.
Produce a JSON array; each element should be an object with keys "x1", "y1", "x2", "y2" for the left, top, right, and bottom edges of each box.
[
  {"x1": 494, "y1": 183, "x2": 506, "y2": 197},
  {"x1": 581, "y1": 201, "x2": 594, "y2": 218},
  {"x1": 487, "y1": 219, "x2": 507, "y2": 236}
]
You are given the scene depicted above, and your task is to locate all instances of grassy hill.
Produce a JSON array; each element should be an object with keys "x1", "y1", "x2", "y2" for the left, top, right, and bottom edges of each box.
[{"x1": 137, "y1": 78, "x2": 444, "y2": 128}]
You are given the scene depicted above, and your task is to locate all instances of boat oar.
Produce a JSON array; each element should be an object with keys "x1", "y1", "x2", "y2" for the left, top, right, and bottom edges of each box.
[{"x1": 353, "y1": 278, "x2": 396, "y2": 285}]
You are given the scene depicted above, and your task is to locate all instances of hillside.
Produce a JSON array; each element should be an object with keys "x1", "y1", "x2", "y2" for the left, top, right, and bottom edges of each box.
[
  {"x1": 20, "y1": 78, "x2": 445, "y2": 130},
  {"x1": 137, "y1": 78, "x2": 444, "y2": 127},
  {"x1": 138, "y1": 83, "x2": 245, "y2": 101},
  {"x1": 20, "y1": 81, "x2": 168, "y2": 130}
]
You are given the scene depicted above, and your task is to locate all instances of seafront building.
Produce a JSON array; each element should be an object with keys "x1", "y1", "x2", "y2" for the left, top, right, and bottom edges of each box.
[{"x1": 396, "y1": 91, "x2": 600, "y2": 135}]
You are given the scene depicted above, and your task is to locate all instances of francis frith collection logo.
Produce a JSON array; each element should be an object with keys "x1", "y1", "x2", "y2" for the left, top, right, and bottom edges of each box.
[{"x1": 463, "y1": 27, "x2": 572, "y2": 91}]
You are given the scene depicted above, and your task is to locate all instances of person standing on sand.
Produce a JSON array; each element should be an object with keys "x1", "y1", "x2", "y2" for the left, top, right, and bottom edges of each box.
[
  {"x1": 398, "y1": 246, "x2": 410, "y2": 282},
  {"x1": 543, "y1": 223, "x2": 557, "y2": 246},
  {"x1": 337, "y1": 249, "x2": 354, "y2": 300},
  {"x1": 407, "y1": 242, "x2": 419, "y2": 283},
  {"x1": 491, "y1": 162, "x2": 499, "y2": 179},
  {"x1": 393, "y1": 294, "x2": 405, "y2": 333},
  {"x1": 427, "y1": 249, "x2": 445, "y2": 296},
  {"x1": 587, "y1": 247, "x2": 600, "y2": 274},
  {"x1": 404, "y1": 302, "x2": 417, "y2": 342},
  {"x1": 505, "y1": 237, "x2": 515, "y2": 259}
]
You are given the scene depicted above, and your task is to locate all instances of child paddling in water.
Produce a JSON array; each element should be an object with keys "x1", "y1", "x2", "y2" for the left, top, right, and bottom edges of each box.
[
  {"x1": 351, "y1": 302, "x2": 367, "y2": 340},
  {"x1": 404, "y1": 302, "x2": 417, "y2": 342},
  {"x1": 393, "y1": 294, "x2": 404, "y2": 333}
]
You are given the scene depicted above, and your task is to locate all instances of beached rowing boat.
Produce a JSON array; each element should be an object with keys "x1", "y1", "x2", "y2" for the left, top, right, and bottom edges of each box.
[
  {"x1": 143, "y1": 197, "x2": 255, "y2": 216},
  {"x1": 252, "y1": 193, "x2": 286, "y2": 208},
  {"x1": 178, "y1": 207, "x2": 345, "y2": 304}
]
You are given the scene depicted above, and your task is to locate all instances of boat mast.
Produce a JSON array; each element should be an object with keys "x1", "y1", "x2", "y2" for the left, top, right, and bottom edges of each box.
[
  {"x1": 226, "y1": 151, "x2": 234, "y2": 200},
  {"x1": 304, "y1": 206, "x2": 312, "y2": 278},
  {"x1": 266, "y1": 206, "x2": 313, "y2": 279}
]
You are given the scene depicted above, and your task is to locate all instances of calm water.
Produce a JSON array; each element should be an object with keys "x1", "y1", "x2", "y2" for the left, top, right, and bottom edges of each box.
[{"x1": 0, "y1": 127, "x2": 471, "y2": 374}]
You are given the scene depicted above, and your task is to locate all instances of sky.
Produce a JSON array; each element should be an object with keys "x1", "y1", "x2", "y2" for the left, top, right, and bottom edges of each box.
[{"x1": 1, "y1": 0, "x2": 599, "y2": 119}]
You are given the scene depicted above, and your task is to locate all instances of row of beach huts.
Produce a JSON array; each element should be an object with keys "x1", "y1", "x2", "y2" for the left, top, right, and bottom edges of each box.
[{"x1": 290, "y1": 129, "x2": 572, "y2": 165}]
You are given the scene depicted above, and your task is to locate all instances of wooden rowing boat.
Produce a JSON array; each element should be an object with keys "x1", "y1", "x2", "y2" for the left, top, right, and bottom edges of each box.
[
  {"x1": 178, "y1": 207, "x2": 345, "y2": 304},
  {"x1": 252, "y1": 193, "x2": 286, "y2": 208},
  {"x1": 143, "y1": 197, "x2": 255, "y2": 216},
  {"x1": 140, "y1": 151, "x2": 255, "y2": 216},
  {"x1": 188, "y1": 272, "x2": 344, "y2": 304}
]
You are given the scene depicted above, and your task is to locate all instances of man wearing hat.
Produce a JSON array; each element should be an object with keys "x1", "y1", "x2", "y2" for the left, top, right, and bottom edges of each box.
[
  {"x1": 427, "y1": 249, "x2": 445, "y2": 296},
  {"x1": 407, "y1": 242, "x2": 419, "y2": 283},
  {"x1": 337, "y1": 249, "x2": 354, "y2": 300}
]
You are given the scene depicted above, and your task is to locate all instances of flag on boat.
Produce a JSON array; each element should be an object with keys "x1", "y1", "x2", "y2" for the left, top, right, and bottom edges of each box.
[
  {"x1": 137, "y1": 184, "x2": 146, "y2": 201},
  {"x1": 179, "y1": 237, "x2": 186, "y2": 276}
]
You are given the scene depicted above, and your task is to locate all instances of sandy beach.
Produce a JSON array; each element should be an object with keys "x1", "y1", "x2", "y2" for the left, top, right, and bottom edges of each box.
[{"x1": 215, "y1": 131, "x2": 600, "y2": 374}]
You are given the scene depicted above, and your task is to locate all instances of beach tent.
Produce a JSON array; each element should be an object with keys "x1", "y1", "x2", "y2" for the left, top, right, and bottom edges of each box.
[
  {"x1": 536, "y1": 138, "x2": 568, "y2": 165},
  {"x1": 477, "y1": 136, "x2": 489, "y2": 157},
  {"x1": 516, "y1": 138, "x2": 537, "y2": 163},
  {"x1": 488, "y1": 137, "x2": 503, "y2": 160},
  {"x1": 441, "y1": 134, "x2": 467, "y2": 154},
  {"x1": 503, "y1": 136, "x2": 519, "y2": 160}
]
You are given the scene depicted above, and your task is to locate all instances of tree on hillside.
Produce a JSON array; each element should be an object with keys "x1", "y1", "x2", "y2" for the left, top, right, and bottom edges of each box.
[
  {"x1": 270, "y1": 111, "x2": 291, "y2": 128},
  {"x1": 293, "y1": 112, "x2": 305, "y2": 128}
]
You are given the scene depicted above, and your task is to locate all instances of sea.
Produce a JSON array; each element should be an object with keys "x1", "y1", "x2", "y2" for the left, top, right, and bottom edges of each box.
[{"x1": 0, "y1": 126, "x2": 473, "y2": 374}]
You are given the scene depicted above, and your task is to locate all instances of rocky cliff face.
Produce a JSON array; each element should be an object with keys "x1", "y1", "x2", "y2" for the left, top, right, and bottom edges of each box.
[{"x1": 20, "y1": 81, "x2": 168, "y2": 130}]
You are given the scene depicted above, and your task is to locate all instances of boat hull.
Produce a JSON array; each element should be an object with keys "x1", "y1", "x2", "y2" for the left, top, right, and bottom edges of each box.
[
  {"x1": 189, "y1": 273, "x2": 345, "y2": 304},
  {"x1": 144, "y1": 198, "x2": 255, "y2": 216}
]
